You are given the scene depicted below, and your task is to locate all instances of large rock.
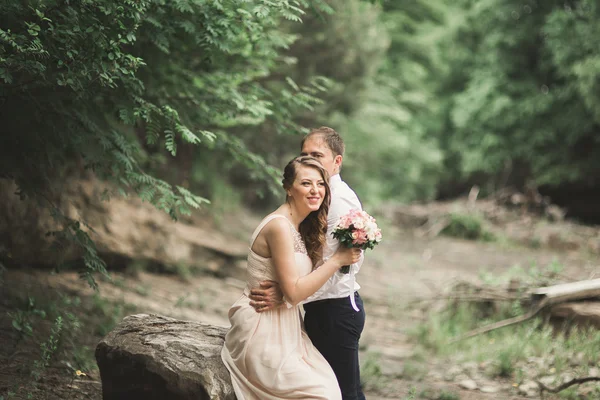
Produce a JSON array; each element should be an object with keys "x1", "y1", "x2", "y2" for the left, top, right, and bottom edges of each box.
[
  {"x1": 0, "y1": 177, "x2": 248, "y2": 274},
  {"x1": 95, "y1": 314, "x2": 235, "y2": 400}
]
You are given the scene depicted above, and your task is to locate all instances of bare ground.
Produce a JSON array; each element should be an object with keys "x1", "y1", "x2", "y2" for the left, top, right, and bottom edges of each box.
[{"x1": 1, "y1": 210, "x2": 599, "y2": 400}]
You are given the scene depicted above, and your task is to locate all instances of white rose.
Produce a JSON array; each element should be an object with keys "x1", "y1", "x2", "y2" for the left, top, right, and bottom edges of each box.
[
  {"x1": 365, "y1": 221, "x2": 377, "y2": 234},
  {"x1": 352, "y1": 219, "x2": 364, "y2": 229}
]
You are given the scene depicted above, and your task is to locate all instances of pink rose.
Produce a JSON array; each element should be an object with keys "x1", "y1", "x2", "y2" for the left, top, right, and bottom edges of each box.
[{"x1": 352, "y1": 229, "x2": 368, "y2": 245}]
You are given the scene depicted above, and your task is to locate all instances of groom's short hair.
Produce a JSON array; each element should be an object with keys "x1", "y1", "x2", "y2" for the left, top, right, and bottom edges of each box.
[{"x1": 301, "y1": 126, "x2": 345, "y2": 157}]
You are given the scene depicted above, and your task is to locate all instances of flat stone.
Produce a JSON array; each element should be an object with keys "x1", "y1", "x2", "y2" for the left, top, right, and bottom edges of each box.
[
  {"x1": 518, "y1": 380, "x2": 539, "y2": 397},
  {"x1": 445, "y1": 365, "x2": 463, "y2": 381},
  {"x1": 458, "y1": 379, "x2": 478, "y2": 390},
  {"x1": 538, "y1": 375, "x2": 556, "y2": 386},
  {"x1": 480, "y1": 385, "x2": 500, "y2": 393}
]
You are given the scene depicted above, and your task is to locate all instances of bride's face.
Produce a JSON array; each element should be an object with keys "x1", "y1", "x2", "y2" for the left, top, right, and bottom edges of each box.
[{"x1": 288, "y1": 165, "x2": 327, "y2": 214}]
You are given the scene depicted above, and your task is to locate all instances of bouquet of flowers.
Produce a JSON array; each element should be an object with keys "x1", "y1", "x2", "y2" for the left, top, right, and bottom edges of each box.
[{"x1": 332, "y1": 209, "x2": 383, "y2": 274}]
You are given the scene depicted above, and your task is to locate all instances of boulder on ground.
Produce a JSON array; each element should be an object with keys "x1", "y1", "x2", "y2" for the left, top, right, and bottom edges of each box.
[{"x1": 95, "y1": 314, "x2": 234, "y2": 400}]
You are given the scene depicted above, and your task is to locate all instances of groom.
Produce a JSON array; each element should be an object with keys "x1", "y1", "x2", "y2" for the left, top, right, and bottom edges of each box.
[{"x1": 249, "y1": 126, "x2": 367, "y2": 400}]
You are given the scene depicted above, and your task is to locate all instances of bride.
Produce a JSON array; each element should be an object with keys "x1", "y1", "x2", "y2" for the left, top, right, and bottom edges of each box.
[{"x1": 221, "y1": 155, "x2": 361, "y2": 399}]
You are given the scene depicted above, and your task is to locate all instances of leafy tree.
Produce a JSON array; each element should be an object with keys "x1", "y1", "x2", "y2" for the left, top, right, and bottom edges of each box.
[
  {"x1": 237, "y1": 0, "x2": 449, "y2": 207},
  {"x1": 432, "y1": 0, "x2": 600, "y2": 197},
  {"x1": 208, "y1": 0, "x2": 390, "y2": 210},
  {"x1": 335, "y1": 0, "x2": 447, "y2": 205},
  {"x1": 0, "y1": 0, "x2": 330, "y2": 287}
]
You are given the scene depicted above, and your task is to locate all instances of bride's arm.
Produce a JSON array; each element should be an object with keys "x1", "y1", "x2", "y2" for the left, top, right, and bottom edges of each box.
[{"x1": 265, "y1": 218, "x2": 359, "y2": 307}]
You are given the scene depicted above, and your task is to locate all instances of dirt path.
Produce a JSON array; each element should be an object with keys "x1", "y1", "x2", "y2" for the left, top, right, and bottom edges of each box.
[{"x1": 2, "y1": 223, "x2": 597, "y2": 399}]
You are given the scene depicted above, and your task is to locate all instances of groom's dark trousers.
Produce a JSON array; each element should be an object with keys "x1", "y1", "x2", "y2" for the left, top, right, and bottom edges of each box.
[{"x1": 304, "y1": 292, "x2": 366, "y2": 400}]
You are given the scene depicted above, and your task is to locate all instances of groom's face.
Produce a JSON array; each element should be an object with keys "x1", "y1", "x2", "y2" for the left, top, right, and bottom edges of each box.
[{"x1": 300, "y1": 136, "x2": 341, "y2": 178}]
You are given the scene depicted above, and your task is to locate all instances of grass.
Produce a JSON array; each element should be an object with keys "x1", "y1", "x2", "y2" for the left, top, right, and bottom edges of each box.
[
  {"x1": 417, "y1": 388, "x2": 460, "y2": 400},
  {"x1": 440, "y1": 212, "x2": 495, "y2": 242},
  {"x1": 402, "y1": 361, "x2": 427, "y2": 381},
  {"x1": 394, "y1": 255, "x2": 600, "y2": 399},
  {"x1": 361, "y1": 351, "x2": 385, "y2": 391},
  {"x1": 1, "y1": 276, "x2": 142, "y2": 400},
  {"x1": 91, "y1": 293, "x2": 138, "y2": 336},
  {"x1": 437, "y1": 391, "x2": 460, "y2": 400},
  {"x1": 408, "y1": 297, "x2": 600, "y2": 396},
  {"x1": 402, "y1": 258, "x2": 599, "y2": 399},
  {"x1": 478, "y1": 258, "x2": 565, "y2": 288}
]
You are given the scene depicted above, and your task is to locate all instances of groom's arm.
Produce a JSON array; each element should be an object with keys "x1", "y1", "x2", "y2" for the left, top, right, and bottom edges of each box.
[{"x1": 248, "y1": 280, "x2": 284, "y2": 312}]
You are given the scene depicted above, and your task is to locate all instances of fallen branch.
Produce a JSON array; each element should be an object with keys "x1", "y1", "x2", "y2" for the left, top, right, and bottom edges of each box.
[
  {"x1": 538, "y1": 376, "x2": 600, "y2": 399},
  {"x1": 449, "y1": 278, "x2": 600, "y2": 342},
  {"x1": 449, "y1": 297, "x2": 550, "y2": 343},
  {"x1": 531, "y1": 278, "x2": 600, "y2": 305}
]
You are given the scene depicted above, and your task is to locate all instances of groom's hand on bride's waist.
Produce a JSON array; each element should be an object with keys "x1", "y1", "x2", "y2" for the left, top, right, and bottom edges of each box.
[{"x1": 249, "y1": 280, "x2": 284, "y2": 313}]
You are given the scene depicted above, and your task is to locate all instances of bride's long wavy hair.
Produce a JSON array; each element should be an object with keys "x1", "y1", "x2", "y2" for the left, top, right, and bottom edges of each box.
[{"x1": 282, "y1": 156, "x2": 331, "y2": 268}]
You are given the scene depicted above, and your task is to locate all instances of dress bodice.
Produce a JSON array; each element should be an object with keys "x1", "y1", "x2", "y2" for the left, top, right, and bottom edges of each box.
[{"x1": 244, "y1": 215, "x2": 312, "y2": 293}]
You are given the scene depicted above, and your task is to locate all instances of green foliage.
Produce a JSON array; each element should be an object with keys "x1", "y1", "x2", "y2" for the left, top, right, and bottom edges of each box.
[
  {"x1": 440, "y1": 213, "x2": 495, "y2": 241},
  {"x1": 405, "y1": 387, "x2": 417, "y2": 400},
  {"x1": 401, "y1": 360, "x2": 427, "y2": 381},
  {"x1": 360, "y1": 351, "x2": 386, "y2": 391},
  {"x1": 9, "y1": 296, "x2": 46, "y2": 338},
  {"x1": 435, "y1": 392, "x2": 460, "y2": 400},
  {"x1": 431, "y1": 0, "x2": 600, "y2": 193},
  {"x1": 479, "y1": 259, "x2": 565, "y2": 287},
  {"x1": 493, "y1": 347, "x2": 516, "y2": 378},
  {"x1": 219, "y1": 0, "x2": 449, "y2": 208},
  {"x1": 410, "y1": 293, "x2": 600, "y2": 393},
  {"x1": 31, "y1": 316, "x2": 63, "y2": 382},
  {"x1": 3, "y1": 292, "x2": 85, "y2": 399},
  {"x1": 332, "y1": 0, "x2": 447, "y2": 206},
  {"x1": 0, "y1": 0, "x2": 331, "y2": 286},
  {"x1": 91, "y1": 293, "x2": 136, "y2": 336}
]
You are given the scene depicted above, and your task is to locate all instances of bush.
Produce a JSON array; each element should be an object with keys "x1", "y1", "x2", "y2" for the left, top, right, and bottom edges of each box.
[{"x1": 441, "y1": 213, "x2": 495, "y2": 241}]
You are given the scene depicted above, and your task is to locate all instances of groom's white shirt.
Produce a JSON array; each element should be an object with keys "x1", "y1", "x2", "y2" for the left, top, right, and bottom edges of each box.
[{"x1": 304, "y1": 174, "x2": 363, "y2": 304}]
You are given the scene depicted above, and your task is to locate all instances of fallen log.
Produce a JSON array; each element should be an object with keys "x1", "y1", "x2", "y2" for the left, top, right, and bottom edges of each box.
[
  {"x1": 531, "y1": 278, "x2": 600, "y2": 306},
  {"x1": 549, "y1": 301, "x2": 600, "y2": 328},
  {"x1": 450, "y1": 279, "x2": 600, "y2": 342}
]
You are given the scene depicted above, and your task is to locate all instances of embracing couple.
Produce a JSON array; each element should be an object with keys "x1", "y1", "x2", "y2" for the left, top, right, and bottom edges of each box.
[{"x1": 221, "y1": 127, "x2": 368, "y2": 400}]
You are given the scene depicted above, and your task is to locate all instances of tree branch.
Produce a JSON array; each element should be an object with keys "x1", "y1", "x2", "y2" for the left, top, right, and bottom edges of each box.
[
  {"x1": 537, "y1": 376, "x2": 600, "y2": 399},
  {"x1": 449, "y1": 298, "x2": 550, "y2": 343}
]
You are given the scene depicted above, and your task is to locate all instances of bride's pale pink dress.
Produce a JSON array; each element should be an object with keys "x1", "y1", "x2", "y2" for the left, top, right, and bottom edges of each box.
[{"x1": 221, "y1": 214, "x2": 342, "y2": 400}]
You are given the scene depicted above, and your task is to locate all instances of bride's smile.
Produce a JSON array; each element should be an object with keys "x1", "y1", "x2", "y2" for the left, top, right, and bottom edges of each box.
[{"x1": 287, "y1": 165, "x2": 327, "y2": 218}]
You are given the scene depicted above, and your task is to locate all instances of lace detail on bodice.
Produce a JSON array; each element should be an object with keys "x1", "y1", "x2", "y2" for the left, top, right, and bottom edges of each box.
[
  {"x1": 244, "y1": 215, "x2": 312, "y2": 296},
  {"x1": 290, "y1": 226, "x2": 308, "y2": 255}
]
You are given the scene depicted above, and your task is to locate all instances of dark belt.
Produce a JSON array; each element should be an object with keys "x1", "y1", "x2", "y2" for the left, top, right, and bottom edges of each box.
[{"x1": 304, "y1": 292, "x2": 359, "y2": 309}]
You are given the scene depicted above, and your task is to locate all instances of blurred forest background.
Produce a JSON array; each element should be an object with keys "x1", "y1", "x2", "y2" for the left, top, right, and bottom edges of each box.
[
  {"x1": 3, "y1": 0, "x2": 600, "y2": 231},
  {"x1": 2, "y1": 1, "x2": 600, "y2": 399}
]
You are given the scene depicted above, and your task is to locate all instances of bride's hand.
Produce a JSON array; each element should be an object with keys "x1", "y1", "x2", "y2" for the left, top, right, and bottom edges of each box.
[{"x1": 332, "y1": 247, "x2": 361, "y2": 266}]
